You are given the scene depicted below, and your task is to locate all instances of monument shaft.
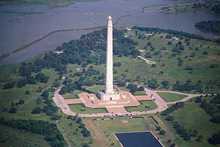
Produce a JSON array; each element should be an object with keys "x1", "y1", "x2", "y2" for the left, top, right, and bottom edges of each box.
[{"x1": 105, "y1": 16, "x2": 114, "y2": 95}]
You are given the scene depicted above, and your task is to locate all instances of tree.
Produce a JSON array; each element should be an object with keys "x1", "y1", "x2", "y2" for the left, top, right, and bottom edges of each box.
[
  {"x1": 35, "y1": 73, "x2": 49, "y2": 83},
  {"x1": 8, "y1": 107, "x2": 17, "y2": 113},
  {"x1": 208, "y1": 132, "x2": 220, "y2": 145},
  {"x1": 147, "y1": 79, "x2": 159, "y2": 89},
  {"x1": 31, "y1": 107, "x2": 42, "y2": 114},
  {"x1": 3, "y1": 81, "x2": 15, "y2": 89},
  {"x1": 41, "y1": 90, "x2": 49, "y2": 99},
  {"x1": 161, "y1": 80, "x2": 170, "y2": 89}
]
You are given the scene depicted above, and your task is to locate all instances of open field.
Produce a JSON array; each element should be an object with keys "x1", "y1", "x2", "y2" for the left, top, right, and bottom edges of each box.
[
  {"x1": 161, "y1": 100, "x2": 220, "y2": 147},
  {"x1": 157, "y1": 92, "x2": 187, "y2": 102},
  {"x1": 126, "y1": 101, "x2": 157, "y2": 112},
  {"x1": 69, "y1": 104, "x2": 107, "y2": 114},
  {"x1": 0, "y1": 68, "x2": 59, "y2": 120}
]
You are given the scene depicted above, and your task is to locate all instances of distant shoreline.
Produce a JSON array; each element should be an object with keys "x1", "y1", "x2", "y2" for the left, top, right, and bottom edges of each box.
[
  {"x1": 1, "y1": 26, "x2": 219, "y2": 64},
  {"x1": 0, "y1": 0, "x2": 99, "y2": 8}
]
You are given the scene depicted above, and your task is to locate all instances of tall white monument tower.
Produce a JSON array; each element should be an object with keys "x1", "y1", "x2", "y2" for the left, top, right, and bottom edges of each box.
[
  {"x1": 102, "y1": 16, "x2": 119, "y2": 101},
  {"x1": 106, "y1": 16, "x2": 114, "y2": 95}
]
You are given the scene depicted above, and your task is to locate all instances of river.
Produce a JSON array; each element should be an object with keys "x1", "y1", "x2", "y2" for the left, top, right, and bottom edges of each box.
[{"x1": 0, "y1": 0, "x2": 219, "y2": 64}]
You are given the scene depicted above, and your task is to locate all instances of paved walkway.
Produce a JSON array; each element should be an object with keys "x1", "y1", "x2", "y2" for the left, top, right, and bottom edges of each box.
[
  {"x1": 52, "y1": 88, "x2": 202, "y2": 118},
  {"x1": 155, "y1": 90, "x2": 203, "y2": 105},
  {"x1": 137, "y1": 56, "x2": 156, "y2": 65}
]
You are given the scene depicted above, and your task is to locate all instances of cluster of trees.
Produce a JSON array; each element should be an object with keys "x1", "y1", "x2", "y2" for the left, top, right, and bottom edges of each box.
[
  {"x1": 172, "y1": 80, "x2": 203, "y2": 92},
  {"x1": 208, "y1": 131, "x2": 220, "y2": 145},
  {"x1": 60, "y1": 67, "x2": 104, "y2": 94},
  {"x1": 17, "y1": 29, "x2": 138, "y2": 78},
  {"x1": 205, "y1": 0, "x2": 220, "y2": 14},
  {"x1": 2, "y1": 63, "x2": 49, "y2": 89},
  {"x1": 18, "y1": 63, "x2": 49, "y2": 87},
  {"x1": 32, "y1": 90, "x2": 58, "y2": 117},
  {"x1": 146, "y1": 79, "x2": 159, "y2": 89},
  {"x1": 2, "y1": 71, "x2": 49, "y2": 89},
  {"x1": 60, "y1": 80, "x2": 80, "y2": 94},
  {"x1": 67, "y1": 116, "x2": 91, "y2": 138},
  {"x1": 132, "y1": 26, "x2": 213, "y2": 42},
  {"x1": 77, "y1": 67, "x2": 104, "y2": 87},
  {"x1": 172, "y1": 121, "x2": 199, "y2": 141},
  {"x1": 161, "y1": 102, "x2": 184, "y2": 116},
  {"x1": 7, "y1": 99, "x2": 25, "y2": 114},
  {"x1": 195, "y1": 21, "x2": 220, "y2": 35},
  {"x1": 172, "y1": 42, "x2": 184, "y2": 53},
  {"x1": 126, "y1": 83, "x2": 144, "y2": 93},
  {"x1": 199, "y1": 94, "x2": 220, "y2": 123},
  {"x1": 0, "y1": 118, "x2": 66, "y2": 147}
]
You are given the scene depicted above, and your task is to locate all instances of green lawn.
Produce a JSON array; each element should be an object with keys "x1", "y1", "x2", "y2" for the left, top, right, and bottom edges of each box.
[
  {"x1": 63, "y1": 90, "x2": 81, "y2": 99},
  {"x1": 161, "y1": 101, "x2": 220, "y2": 147},
  {"x1": 69, "y1": 104, "x2": 107, "y2": 114},
  {"x1": 126, "y1": 101, "x2": 157, "y2": 112},
  {"x1": 84, "y1": 85, "x2": 104, "y2": 94},
  {"x1": 157, "y1": 92, "x2": 187, "y2": 102},
  {"x1": 133, "y1": 90, "x2": 146, "y2": 96}
]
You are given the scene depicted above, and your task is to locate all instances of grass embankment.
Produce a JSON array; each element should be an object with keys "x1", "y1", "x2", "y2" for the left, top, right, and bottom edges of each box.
[
  {"x1": 158, "y1": 92, "x2": 187, "y2": 102},
  {"x1": 69, "y1": 104, "x2": 107, "y2": 114},
  {"x1": 126, "y1": 101, "x2": 157, "y2": 112},
  {"x1": 57, "y1": 115, "x2": 92, "y2": 147},
  {"x1": 161, "y1": 101, "x2": 220, "y2": 147}
]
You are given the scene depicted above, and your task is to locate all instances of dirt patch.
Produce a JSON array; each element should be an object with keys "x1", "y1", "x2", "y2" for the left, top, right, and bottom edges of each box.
[{"x1": 84, "y1": 119, "x2": 109, "y2": 147}]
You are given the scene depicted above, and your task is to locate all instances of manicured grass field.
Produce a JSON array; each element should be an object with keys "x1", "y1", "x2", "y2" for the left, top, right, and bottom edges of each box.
[
  {"x1": 157, "y1": 92, "x2": 187, "y2": 102},
  {"x1": 133, "y1": 90, "x2": 146, "y2": 96},
  {"x1": 69, "y1": 104, "x2": 107, "y2": 114},
  {"x1": 63, "y1": 90, "x2": 81, "y2": 99},
  {"x1": 161, "y1": 101, "x2": 220, "y2": 147},
  {"x1": 126, "y1": 101, "x2": 157, "y2": 112},
  {"x1": 84, "y1": 85, "x2": 104, "y2": 94}
]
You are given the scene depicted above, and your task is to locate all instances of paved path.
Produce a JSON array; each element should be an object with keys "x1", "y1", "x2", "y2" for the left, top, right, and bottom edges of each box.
[
  {"x1": 155, "y1": 90, "x2": 203, "y2": 105},
  {"x1": 137, "y1": 56, "x2": 156, "y2": 65},
  {"x1": 52, "y1": 88, "x2": 203, "y2": 118}
]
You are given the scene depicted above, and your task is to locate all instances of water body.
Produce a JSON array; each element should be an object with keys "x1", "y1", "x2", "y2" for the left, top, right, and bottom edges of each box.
[
  {"x1": 116, "y1": 131, "x2": 163, "y2": 147},
  {"x1": 0, "y1": 0, "x2": 219, "y2": 63}
]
